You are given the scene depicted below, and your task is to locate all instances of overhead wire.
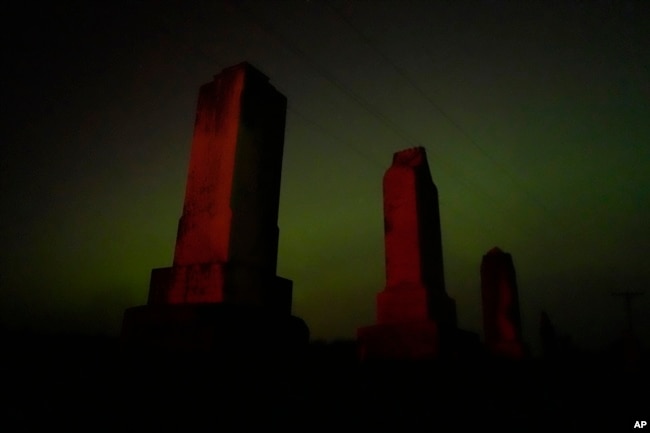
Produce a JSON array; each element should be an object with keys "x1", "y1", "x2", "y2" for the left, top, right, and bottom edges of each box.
[
  {"x1": 229, "y1": 0, "x2": 561, "y2": 242},
  {"x1": 323, "y1": 1, "x2": 566, "y2": 230},
  {"x1": 152, "y1": 1, "x2": 588, "y2": 250}
]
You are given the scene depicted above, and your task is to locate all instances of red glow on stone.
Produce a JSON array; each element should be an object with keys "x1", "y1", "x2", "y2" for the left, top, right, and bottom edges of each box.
[
  {"x1": 377, "y1": 147, "x2": 454, "y2": 325},
  {"x1": 480, "y1": 247, "x2": 525, "y2": 359},
  {"x1": 146, "y1": 63, "x2": 292, "y2": 313},
  {"x1": 173, "y1": 75, "x2": 244, "y2": 267},
  {"x1": 358, "y1": 147, "x2": 457, "y2": 360}
]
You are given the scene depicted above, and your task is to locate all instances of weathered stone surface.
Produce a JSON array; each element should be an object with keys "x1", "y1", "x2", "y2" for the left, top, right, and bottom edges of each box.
[
  {"x1": 147, "y1": 62, "x2": 291, "y2": 313},
  {"x1": 358, "y1": 147, "x2": 460, "y2": 360},
  {"x1": 122, "y1": 63, "x2": 307, "y2": 352},
  {"x1": 378, "y1": 147, "x2": 456, "y2": 326},
  {"x1": 480, "y1": 247, "x2": 525, "y2": 359}
]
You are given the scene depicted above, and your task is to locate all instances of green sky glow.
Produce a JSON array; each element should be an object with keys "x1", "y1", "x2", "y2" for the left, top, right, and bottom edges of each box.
[{"x1": 2, "y1": 1, "x2": 648, "y2": 353}]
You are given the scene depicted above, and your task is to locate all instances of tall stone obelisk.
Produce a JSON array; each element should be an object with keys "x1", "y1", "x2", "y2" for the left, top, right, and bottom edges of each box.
[
  {"x1": 122, "y1": 63, "x2": 307, "y2": 352},
  {"x1": 358, "y1": 147, "x2": 458, "y2": 360},
  {"x1": 147, "y1": 62, "x2": 292, "y2": 312}
]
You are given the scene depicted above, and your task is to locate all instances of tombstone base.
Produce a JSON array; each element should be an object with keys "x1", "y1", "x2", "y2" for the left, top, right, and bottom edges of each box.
[
  {"x1": 357, "y1": 322, "x2": 482, "y2": 361},
  {"x1": 148, "y1": 264, "x2": 293, "y2": 315},
  {"x1": 488, "y1": 340, "x2": 527, "y2": 360},
  {"x1": 357, "y1": 321, "x2": 441, "y2": 361},
  {"x1": 121, "y1": 303, "x2": 309, "y2": 359},
  {"x1": 377, "y1": 288, "x2": 457, "y2": 327}
]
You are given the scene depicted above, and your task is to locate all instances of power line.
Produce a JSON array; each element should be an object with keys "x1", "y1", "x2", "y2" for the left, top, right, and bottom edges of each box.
[
  {"x1": 230, "y1": 2, "x2": 527, "y2": 215},
  {"x1": 152, "y1": 2, "x2": 566, "y2": 245},
  {"x1": 285, "y1": 108, "x2": 386, "y2": 170},
  {"x1": 323, "y1": 2, "x2": 565, "y2": 229}
]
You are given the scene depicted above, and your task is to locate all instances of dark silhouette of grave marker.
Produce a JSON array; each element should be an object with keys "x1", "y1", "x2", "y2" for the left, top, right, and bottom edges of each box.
[
  {"x1": 121, "y1": 63, "x2": 308, "y2": 354},
  {"x1": 480, "y1": 247, "x2": 526, "y2": 359}
]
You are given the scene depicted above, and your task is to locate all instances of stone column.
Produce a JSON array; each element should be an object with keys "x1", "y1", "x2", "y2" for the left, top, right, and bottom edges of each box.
[
  {"x1": 480, "y1": 247, "x2": 525, "y2": 359},
  {"x1": 121, "y1": 63, "x2": 307, "y2": 354},
  {"x1": 147, "y1": 62, "x2": 292, "y2": 313},
  {"x1": 358, "y1": 147, "x2": 459, "y2": 360},
  {"x1": 378, "y1": 147, "x2": 456, "y2": 327}
]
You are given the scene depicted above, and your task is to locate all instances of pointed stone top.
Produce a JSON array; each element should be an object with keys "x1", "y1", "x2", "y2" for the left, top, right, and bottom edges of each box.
[
  {"x1": 393, "y1": 147, "x2": 427, "y2": 167},
  {"x1": 217, "y1": 62, "x2": 269, "y2": 82}
]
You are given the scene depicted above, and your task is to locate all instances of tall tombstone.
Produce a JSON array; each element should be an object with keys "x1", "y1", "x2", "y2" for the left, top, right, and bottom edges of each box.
[
  {"x1": 147, "y1": 62, "x2": 292, "y2": 312},
  {"x1": 358, "y1": 147, "x2": 458, "y2": 360},
  {"x1": 122, "y1": 63, "x2": 307, "y2": 353},
  {"x1": 480, "y1": 247, "x2": 525, "y2": 359},
  {"x1": 379, "y1": 147, "x2": 457, "y2": 327}
]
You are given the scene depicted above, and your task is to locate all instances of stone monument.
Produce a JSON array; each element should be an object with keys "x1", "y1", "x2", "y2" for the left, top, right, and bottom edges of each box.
[
  {"x1": 357, "y1": 147, "x2": 458, "y2": 360},
  {"x1": 480, "y1": 247, "x2": 525, "y2": 359},
  {"x1": 121, "y1": 63, "x2": 307, "y2": 353}
]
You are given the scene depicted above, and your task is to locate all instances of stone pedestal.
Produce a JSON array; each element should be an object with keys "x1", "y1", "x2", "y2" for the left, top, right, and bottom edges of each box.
[
  {"x1": 357, "y1": 321, "x2": 440, "y2": 361},
  {"x1": 357, "y1": 323, "x2": 482, "y2": 362},
  {"x1": 377, "y1": 288, "x2": 457, "y2": 326},
  {"x1": 148, "y1": 265, "x2": 293, "y2": 315}
]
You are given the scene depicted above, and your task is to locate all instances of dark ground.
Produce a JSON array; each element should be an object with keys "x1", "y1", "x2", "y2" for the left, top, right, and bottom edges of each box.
[{"x1": 2, "y1": 333, "x2": 647, "y2": 432}]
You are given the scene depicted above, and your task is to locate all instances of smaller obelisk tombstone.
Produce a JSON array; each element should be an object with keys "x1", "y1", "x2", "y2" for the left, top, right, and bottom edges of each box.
[
  {"x1": 357, "y1": 147, "x2": 457, "y2": 360},
  {"x1": 539, "y1": 311, "x2": 558, "y2": 359},
  {"x1": 480, "y1": 247, "x2": 526, "y2": 359},
  {"x1": 121, "y1": 63, "x2": 307, "y2": 353}
]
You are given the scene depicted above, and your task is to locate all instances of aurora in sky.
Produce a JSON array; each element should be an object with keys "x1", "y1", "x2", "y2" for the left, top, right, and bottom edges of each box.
[{"x1": 3, "y1": 0, "x2": 649, "y2": 354}]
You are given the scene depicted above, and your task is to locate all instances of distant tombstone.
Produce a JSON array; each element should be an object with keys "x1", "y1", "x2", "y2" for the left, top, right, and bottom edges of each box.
[
  {"x1": 358, "y1": 147, "x2": 459, "y2": 360},
  {"x1": 539, "y1": 310, "x2": 558, "y2": 358},
  {"x1": 121, "y1": 63, "x2": 308, "y2": 353},
  {"x1": 480, "y1": 247, "x2": 526, "y2": 359}
]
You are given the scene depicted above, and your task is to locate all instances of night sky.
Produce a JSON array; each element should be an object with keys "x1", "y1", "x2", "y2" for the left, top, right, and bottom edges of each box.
[{"x1": 3, "y1": 0, "x2": 649, "y2": 354}]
